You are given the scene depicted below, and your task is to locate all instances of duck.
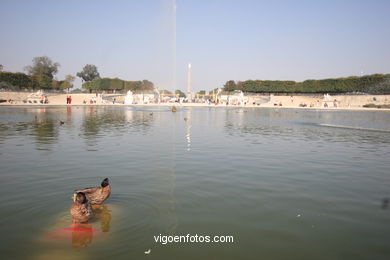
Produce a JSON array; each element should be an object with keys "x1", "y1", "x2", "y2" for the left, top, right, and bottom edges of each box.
[
  {"x1": 70, "y1": 192, "x2": 93, "y2": 223},
  {"x1": 75, "y1": 178, "x2": 111, "y2": 205}
]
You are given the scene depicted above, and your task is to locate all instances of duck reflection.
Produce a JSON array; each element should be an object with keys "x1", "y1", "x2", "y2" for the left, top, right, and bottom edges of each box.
[
  {"x1": 92, "y1": 205, "x2": 112, "y2": 232},
  {"x1": 69, "y1": 223, "x2": 93, "y2": 248},
  {"x1": 68, "y1": 206, "x2": 112, "y2": 248}
]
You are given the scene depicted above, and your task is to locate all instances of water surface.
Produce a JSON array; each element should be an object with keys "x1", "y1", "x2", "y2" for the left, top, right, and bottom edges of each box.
[{"x1": 0, "y1": 106, "x2": 389, "y2": 259}]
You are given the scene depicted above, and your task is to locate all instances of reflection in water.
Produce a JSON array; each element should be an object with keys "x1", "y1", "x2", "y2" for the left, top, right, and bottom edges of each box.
[
  {"x1": 92, "y1": 205, "x2": 112, "y2": 232},
  {"x1": 381, "y1": 198, "x2": 389, "y2": 209},
  {"x1": 165, "y1": 149, "x2": 178, "y2": 235},
  {"x1": 319, "y1": 123, "x2": 390, "y2": 133},
  {"x1": 224, "y1": 109, "x2": 390, "y2": 145},
  {"x1": 154, "y1": 111, "x2": 179, "y2": 236},
  {"x1": 0, "y1": 107, "x2": 157, "y2": 149},
  {"x1": 42, "y1": 204, "x2": 112, "y2": 250},
  {"x1": 81, "y1": 107, "x2": 103, "y2": 140},
  {"x1": 34, "y1": 205, "x2": 112, "y2": 259},
  {"x1": 66, "y1": 106, "x2": 72, "y2": 119},
  {"x1": 81, "y1": 107, "x2": 154, "y2": 146},
  {"x1": 0, "y1": 107, "x2": 62, "y2": 150},
  {"x1": 1, "y1": 107, "x2": 390, "y2": 259},
  {"x1": 69, "y1": 223, "x2": 93, "y2": 248},
  {"x1": 70, "y1": 205, "x2": 112, "y2": 248},
  {"x1": 185, "y1": 108, "x2": 192, "y2": 151},
  {"x1": 31, "y1": 118, "x2": 59, "y2": 149}
]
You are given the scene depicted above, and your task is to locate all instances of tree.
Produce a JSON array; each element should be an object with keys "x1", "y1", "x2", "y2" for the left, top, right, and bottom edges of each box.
[
  {"x1": 0, "y1": 71, "x2": 38, "y2": 89},
  {"x1": 197, "y1": 90, "x2": 206, "y2": 95},
  {"x1": 224, "y1": 80, "x2": 237, "y2": 91},
  {"x1": 209, "y1": 88, "x2": 219, "y2": 95},
  {"x1": 77, "y1": 64, "x2": 100, "y2": 82},
  {"x1": 81, "y1": 78, "x2": 155, "y2": 93},
  {"x1": 0, "y1": 64, "x2": 3, "y2": 71},
  {"x1": 175, "y1": 89, "x2": 186, "y2": 97},
  {"x1": 236, "y1": 81, "x2": 243, "y2": 90},
  {"x1": 225, "y1": 74, "x2": 390, "y2": 94},
  {"x1": 25, "y1": 56, "x2": 60, "y2": 89},
  {"x1": 51, "y1": 79, "x2": 61, "y2": 90},
  {"x1": 61, "y1": 74, "x2": 76, "y2": 92},
  {"x1": 141, "y1": 80, "x2": 154, "y2": 91}
]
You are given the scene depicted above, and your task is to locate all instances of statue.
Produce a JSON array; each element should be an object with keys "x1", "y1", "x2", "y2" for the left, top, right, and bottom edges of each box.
[{"x1": 124, "y1": 90, "x2": 133, "y2": 104}]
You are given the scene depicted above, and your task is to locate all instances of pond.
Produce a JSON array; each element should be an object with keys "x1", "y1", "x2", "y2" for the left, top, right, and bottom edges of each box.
[{"x1": 0, "y1": 106, "x2": 389, "y2": 259}]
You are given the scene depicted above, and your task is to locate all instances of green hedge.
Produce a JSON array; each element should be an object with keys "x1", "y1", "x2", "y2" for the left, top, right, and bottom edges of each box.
[
  {"x1": 0, "y1": 71, "x2": 39, "y2": 89},
  {"x1": 224, "y1": 74, "x2": 390, "y2": 94},
  {"x1": 82, "y1": 78, "x2": 154, "y2": 92}
]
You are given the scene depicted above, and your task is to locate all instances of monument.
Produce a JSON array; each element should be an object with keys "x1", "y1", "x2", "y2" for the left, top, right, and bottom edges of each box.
[
  {"x1": 124, "y1": 90, "x2": 133, "y2": 104},
  {"x1": 187, "y1": 63, "x2": 192, "y2": 102}
]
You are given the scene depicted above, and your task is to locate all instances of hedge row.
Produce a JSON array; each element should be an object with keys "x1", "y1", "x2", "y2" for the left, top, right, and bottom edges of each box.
[
  {"x1": 224, "y1": 74, "x2": 390, "y2": 94},
  {"x1": 0, "y1": 71, "x2": 39, "y2": 89},
  {"x1": 0, "y1": 71, "x2": 68, "y2": 90},
  {"x1": 82, "y1": 78, "x2": 154, "y2": 92}
]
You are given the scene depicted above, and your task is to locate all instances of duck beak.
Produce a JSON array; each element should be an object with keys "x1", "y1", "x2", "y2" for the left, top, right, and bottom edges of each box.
[{"x1": 72, "y1": 193, "x2": 77, "y2": 202}]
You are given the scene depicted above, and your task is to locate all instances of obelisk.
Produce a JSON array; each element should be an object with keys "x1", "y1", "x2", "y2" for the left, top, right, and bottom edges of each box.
[{"x1": 187, "y1": 63, "x2": 192, "y2": 102}]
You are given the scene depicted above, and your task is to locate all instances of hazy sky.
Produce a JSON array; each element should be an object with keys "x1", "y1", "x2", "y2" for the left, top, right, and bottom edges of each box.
[{"x1": 1, "y1": 0, "x2": 389, "y2": 92}]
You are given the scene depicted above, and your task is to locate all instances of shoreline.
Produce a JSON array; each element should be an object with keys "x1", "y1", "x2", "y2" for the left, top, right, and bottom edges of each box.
[
  {"x1": 1, "y1": 92, "x2": 390, "y2": 112},
  {"x1": 1, "y1": 103, "x2": 390, "y2": 112}
]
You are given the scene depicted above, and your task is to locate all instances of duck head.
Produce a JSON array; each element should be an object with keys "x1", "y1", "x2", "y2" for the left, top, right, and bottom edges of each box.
[
  {"x1": 101, "y1": 178, "x2": 109, "y2": 188},
  {"x1": 75, "y1": 192, "x2": 88, "y2": 204}
]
